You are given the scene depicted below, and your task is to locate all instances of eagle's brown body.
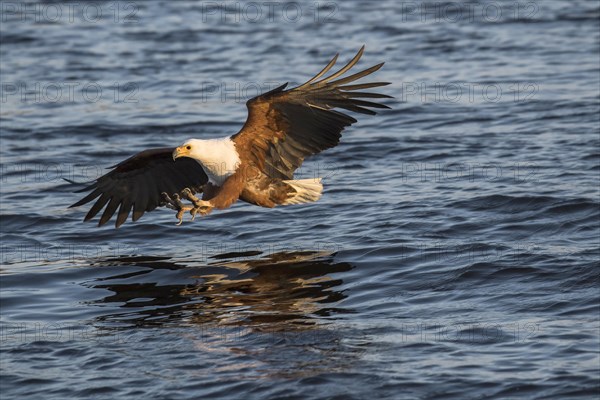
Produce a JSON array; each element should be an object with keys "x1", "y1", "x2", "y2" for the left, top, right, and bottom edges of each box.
[{"x1": 200, "y1": 167, "x2": 295, "y2": 210}]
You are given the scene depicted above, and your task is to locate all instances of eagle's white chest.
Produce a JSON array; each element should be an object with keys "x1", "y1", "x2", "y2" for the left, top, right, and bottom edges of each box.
[{"x1": 192, "y1": 137, "x2": 241, "y2": 186}]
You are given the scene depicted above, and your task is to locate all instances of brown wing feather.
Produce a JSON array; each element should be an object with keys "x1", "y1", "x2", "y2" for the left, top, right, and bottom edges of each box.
[
  {"x1": 70, "y1": 148, "x2": 208, "y2": 228},
  {"x1": 232, "y1": 46, "x2": 392, "y2": 180}
]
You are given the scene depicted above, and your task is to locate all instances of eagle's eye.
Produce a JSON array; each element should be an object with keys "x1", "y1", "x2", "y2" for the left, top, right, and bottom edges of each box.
[{"x1": 186, "y1": 145, "x2": 191, "y2": 150}]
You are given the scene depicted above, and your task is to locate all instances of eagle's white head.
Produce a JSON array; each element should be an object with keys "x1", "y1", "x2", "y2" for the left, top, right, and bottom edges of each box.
[{"x1": 173, "y1": 137, "x2": 240, "y2": 186}]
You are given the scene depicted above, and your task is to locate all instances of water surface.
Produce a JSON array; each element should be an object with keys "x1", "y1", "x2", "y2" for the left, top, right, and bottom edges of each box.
[{"x1": 1, "y1": 1, "x2": 599, "y2": 399}]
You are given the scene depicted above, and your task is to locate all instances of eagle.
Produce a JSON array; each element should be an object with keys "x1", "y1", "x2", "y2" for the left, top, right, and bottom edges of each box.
[{"x1": 70, "y1": 46, "x2": 391, "y2": 228}]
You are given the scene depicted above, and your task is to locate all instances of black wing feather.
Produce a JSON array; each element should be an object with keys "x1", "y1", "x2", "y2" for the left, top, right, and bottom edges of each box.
[{"x1": 70, "y1": 147, "x2": 208, "y2": 228}]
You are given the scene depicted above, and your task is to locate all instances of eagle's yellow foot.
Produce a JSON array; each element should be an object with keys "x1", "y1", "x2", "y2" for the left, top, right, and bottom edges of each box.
[
  {"x1": 161, "y1": 192, "x2": 194, "y2": 225},
  {"x1": 175, "y1": 205, "x2": 195, "y2": 225},
  {"x1": 189, "y1": 203, "x2": 212, "y2": 220},
  {"x1": 181, "y1": 188, "x2": 213, "y2": 220}
]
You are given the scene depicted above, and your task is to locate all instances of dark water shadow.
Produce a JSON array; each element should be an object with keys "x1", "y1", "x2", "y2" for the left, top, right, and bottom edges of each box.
[{"x1": 85, "y1": 250, "x2": 354, "y2": 333}]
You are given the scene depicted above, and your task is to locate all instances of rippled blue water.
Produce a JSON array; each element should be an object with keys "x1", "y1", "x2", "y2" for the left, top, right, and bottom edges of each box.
[{"x1": 1, "y1": 1, "x2": 599, "y2": 399}]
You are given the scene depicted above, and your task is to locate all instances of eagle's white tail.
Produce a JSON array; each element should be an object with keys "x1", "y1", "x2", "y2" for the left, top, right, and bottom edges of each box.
[{"x1": 282, "y1": 178, "x2": 323, "y2": 205}]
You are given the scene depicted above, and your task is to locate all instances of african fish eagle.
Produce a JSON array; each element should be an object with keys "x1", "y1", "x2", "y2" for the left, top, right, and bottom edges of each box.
[{"x1": 71, "y1": 46, "x2": 391, "y2": 227}]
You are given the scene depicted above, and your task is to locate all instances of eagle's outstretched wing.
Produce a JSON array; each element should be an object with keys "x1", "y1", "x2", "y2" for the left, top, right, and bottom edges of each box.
[
  {"x1": 232, "y1": 46, "x2": 391, "y2": 180},
  {"x1": 70, "y1": 148, "x2": 208, "y2": 227}
]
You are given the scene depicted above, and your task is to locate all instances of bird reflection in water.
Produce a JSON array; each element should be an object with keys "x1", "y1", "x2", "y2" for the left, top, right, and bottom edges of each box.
[
  {"x1": 88, "y1": 250, "x2": 353, "y2": 333},
  {"x1": 86, "y1": 250, "x2": 364, "y2": 379}
]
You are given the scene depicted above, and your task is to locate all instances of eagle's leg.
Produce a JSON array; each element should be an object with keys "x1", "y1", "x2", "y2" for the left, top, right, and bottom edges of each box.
[
  {"x1": 161, "y1": 192, "x2": 194, "y2": 225},
  {"x1": 181, "y1": 188, "x2": 213, "y2": 220}
]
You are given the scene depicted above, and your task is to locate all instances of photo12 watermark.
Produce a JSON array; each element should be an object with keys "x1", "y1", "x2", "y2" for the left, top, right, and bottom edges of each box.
[
  {"x1": 184, "y1": 239, "x2": 342, "y2": 263},
  {"x1": 0, "y1": 162, "x2": 105, "y2": 184},
  {"x1": 399, "y1": 161, "x2": 540, "y2": 184},
  {"x1": 1, "y1": 82, "x2": 139, "y2": 105},
  {"x1": 198, "y1": 1, "x2": 339, "y2": 23},
  {"x1": 0, "y1": 322, "x2": 133, "y2": 345},
  {"x1": 1, "y1": 2, "x2": 139, "y2": 24},
  {"x1": 394, "y1": 240, "x2": 544, "y2": 265},
  {"x1": 198, "y1": 80, "x2": 288, "y2": 103},
  {"x1": 1, "y1": 242, "x2": 140, "y2": 264},
  {"x1": 399, "y1": 1, "x2": 539, "y2": 23},
  {"x1": 396, "y1": 320, "x2": 541, "y2": 344},
  {"x1": 399, "y1": 82, "x2": 539, "y2": 104}
]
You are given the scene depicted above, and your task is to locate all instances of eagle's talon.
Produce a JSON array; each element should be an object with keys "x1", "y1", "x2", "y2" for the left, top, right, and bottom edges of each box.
[
  {"x1": 161, "y1": 192, "x2": 177, "y2": 210},
  {"x1": 162, "y1": 191, "x2": 195, "y2": 225},
  {"x1": 180, "y1": 187, "x2": 213, "y2": 217},
  {"x1": 176, "y1": 209, "x2": 185, "y2": 225},
  {"x1": 190, "y1": 203, "x2": 213, "y2": 219},
  {"x1": 163, "y1": 189, "x2": 214, "y2": 223},
  {"x1": 181, "y1": 188, "x2": 205, "y2": 208},
  {"x1": 172, "y1": 194, "x2": 186, "y2": 209},
  {"x1": 175, "y1": 205, "x2": 194, "y2": 225}
]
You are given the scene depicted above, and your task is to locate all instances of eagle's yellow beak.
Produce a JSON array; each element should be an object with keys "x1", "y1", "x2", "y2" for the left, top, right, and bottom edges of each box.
[{"x1": 172, "y1": 146, "x2": 188, "y2": 161}]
